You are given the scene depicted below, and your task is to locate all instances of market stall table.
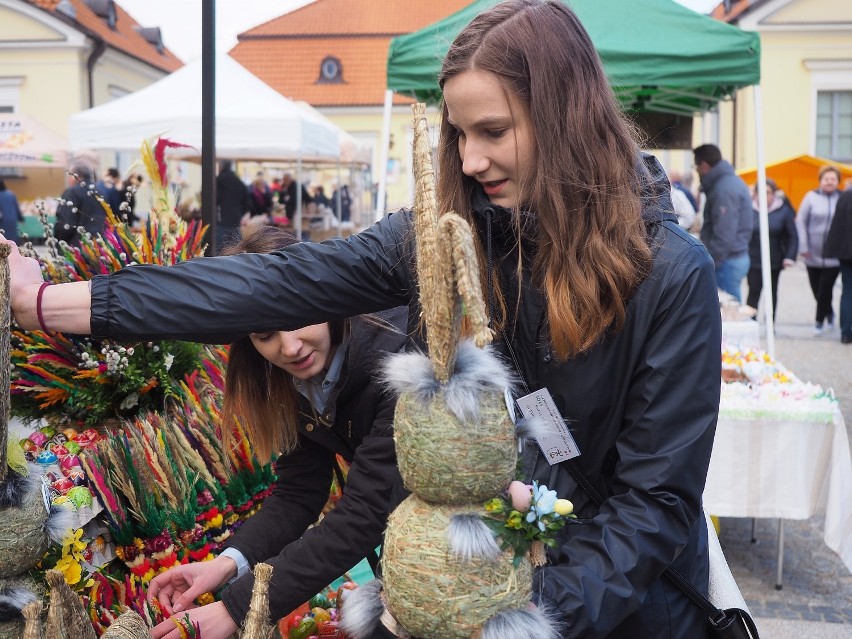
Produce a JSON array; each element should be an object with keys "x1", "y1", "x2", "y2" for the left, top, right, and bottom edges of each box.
[{"x1": 704, "y1": 408, "x2": 852, "y2": 588}]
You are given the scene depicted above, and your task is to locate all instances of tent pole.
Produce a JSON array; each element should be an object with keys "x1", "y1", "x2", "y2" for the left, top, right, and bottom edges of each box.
[
  {"x1": 337, "y1": 160, "x2": 342, "y2": 235},
  {"x1": 754, "y1": 84, "x2": 774, "y2": 358},
  {"x1": 201, "y1": 0, "x2": 217, "y2": 255},
  {"x1": 376, "y1": 89, "x2": 393, "y2": 222},
  {"x1": 296, "y1": 155, "x2": 303, "y2": 240}
]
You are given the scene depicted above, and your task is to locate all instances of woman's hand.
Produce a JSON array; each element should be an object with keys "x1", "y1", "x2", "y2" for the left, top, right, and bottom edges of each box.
[
  {"x1": 147, "y1": 555, "x2": 237, "y2": 617},
  {"x1": 150, "y1": 601, "x2": 238, "y2": 639},
  {"x1": 2, "y1": 240, "x2": 46, "y2": 329},
  {"x1": 782, "y1": 258, "x2": 795, "y2": 269}
]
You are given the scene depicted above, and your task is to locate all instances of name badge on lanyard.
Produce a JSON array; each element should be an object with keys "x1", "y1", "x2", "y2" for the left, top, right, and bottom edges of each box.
[{"x1": 515, "y1": 387, "x2": 581, "y2": 465}]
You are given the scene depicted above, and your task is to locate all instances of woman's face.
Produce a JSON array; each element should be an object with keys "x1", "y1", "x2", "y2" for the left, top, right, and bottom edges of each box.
[
  {"x1": 250, "y1": 323, "x2": 332, "y2": 380},
  {"x1": 443, "y1": 69, "x2": 535, "y2": 209},
  {"x1": 820, "y1": 171, "x2": 839, "y2": 193}
]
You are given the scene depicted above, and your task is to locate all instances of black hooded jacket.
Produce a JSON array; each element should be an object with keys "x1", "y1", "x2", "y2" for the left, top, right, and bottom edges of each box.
[
  {"x1": 90, "y1": 154, "x2": 719, "y2": 638},
  {"x1": 219, "y1": 309, "x2": 409, "y2": 624}
]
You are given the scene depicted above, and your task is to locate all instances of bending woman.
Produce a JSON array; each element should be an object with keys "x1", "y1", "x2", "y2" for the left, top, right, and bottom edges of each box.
[
  {"x1": 8, "y1": 2, "x2": 720, "y2": 637},
  {"x1": 146, "y1": 226, "x2": 408, "y2": 639}
]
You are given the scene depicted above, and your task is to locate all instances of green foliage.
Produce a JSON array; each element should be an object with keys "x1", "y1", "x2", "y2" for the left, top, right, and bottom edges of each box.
[{"x1": 11, "y1": 332, "x2": 205, "y2": 427}]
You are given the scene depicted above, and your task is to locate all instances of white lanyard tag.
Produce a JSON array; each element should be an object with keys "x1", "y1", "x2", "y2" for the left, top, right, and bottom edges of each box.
[{"x1": 516, "y1": 387, "x2": 581, "y2": 465}]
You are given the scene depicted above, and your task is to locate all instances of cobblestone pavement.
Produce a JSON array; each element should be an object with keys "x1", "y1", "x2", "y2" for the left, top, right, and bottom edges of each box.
[{"x1": 720, "y1": 263, "x2": 852, "y2": 629}]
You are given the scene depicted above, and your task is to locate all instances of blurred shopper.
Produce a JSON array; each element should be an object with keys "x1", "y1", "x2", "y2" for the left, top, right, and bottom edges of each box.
[
  {"x1": 216, "y1": 159, "x2": 250, "y2": 253},
  {"x1": 55, "y1": 164, "x2": 107, "y2": 244},
  {"x1": 118, "y1": 173, "x2": 142, "y2": 228},
  {"x1": 825, "y1": 179, "x2": 852, "y2": 344},
  {"x1": 280, "y1": 173, "x2": 313, "y2": 220},
  {"x1": 0, "y1": 179, "x2": 23, "y2": 243},
  {"x1": 694, "y1": 143, "x2": 753, "y2": 302},
  {"x1": 248, "y1": 171, "x2": 273, "y2": 218},
  {"x1": 669, "y1": 169, "x2": 698, "y2": 213},
  {"x1": 269, "y1": 176, "x2": 284, "y2": 206},
  {"x1": 669, "y1": 185, "x2": 695, "y2": 231},
  {"x1": 746, "y1": 178, "x2": 798, "y2": 319},
  {"x1": 313, "y1": 185, "x2": 331, "y2": 210},
  {"x1": 332, "y1": 183, "x2": 352, "y2": 223},
  {"x1": 797, "y1": 165, "x2": 841, "y2": 335},
  {"x1": 96, "y1": 167, "x2": 124, "y2": 215}
]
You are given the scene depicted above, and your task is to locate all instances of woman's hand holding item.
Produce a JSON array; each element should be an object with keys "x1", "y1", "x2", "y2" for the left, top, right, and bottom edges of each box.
[
  {"x1": 149, "y1": 601, "x2": 238, "y2": 639},
  {"x1": 3, "y1": 239, "x2": 45, "y2": 329},
  {"x1": 2, "y1": 239, "x2": 92, "y2": 333},
  {"x1": 782, "y1": 258, "x2": 795, "y2": 268},
  {"x1": 147, "y1": 554, "x2": 237, "y2": 617}
]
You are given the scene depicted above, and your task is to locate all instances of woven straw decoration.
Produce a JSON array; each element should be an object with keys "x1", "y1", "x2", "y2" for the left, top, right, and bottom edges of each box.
[
  {"x1": 240, "y1": 563, "x2": 273, "y2": 639},
  {"x1": 45, "y1": 570, "x2": 96, "y2": 639},
  {"x1": 0, "y1": 246, "x2": 53, "y2": 639},
  {"x1": 22, "y1": 601, "x2": 43, "y2": 639},
  {"x1": 393, "y1": 390, "x2": 515, "y2": 504},
  {"x1": 375, "y1": 103, "x2": 528, "y2": 638},
  {"x1": 99, "y1": 611, "x2": 149, "y2": 639},
  {"x1": 0, "y1": 243, "x2": 9, "y2": 483},
  {"x1": 411, "y1": 104, "x2": 491, "y2": 382},
  {"x1": 382, "y1": 496, "x2": 531, "y2": 639}
]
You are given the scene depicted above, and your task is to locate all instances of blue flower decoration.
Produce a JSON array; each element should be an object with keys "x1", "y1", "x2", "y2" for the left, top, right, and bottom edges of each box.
[{"x1": 526, "y1": 481, "x2": 558, "y2": 530}]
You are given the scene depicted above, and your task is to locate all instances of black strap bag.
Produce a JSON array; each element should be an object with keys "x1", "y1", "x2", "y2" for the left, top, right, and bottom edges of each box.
[{"x1": 563, "y1": 459, "x2": 761, "y2": 639}]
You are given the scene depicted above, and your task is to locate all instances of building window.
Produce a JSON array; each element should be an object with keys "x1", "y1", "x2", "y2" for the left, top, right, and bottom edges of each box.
[
  {"x1": 317, "y1": 56, "x2": 343, "y2": 84},
  {"x1": 85, "y1": 0, "x2": 117, "y2": 29},
  {"x1": 0, "y1": 103, "x2": 21, "y2": 178},
  {"x1": 0, "y1": 78, "x2": 22, "y2": 114},
  {"x1": 816, "y1": 90, "x2": 852, "y2": 161}
]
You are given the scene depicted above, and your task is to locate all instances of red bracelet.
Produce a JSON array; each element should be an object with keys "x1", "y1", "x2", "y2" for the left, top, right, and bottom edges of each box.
[{"x1": 36, "y1": 281, "x2": 51, "y2": 333}]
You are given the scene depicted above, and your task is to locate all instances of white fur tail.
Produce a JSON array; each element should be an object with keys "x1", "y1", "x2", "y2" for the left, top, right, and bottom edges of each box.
[
  {"x1": 480, "y1": 607, "x2": 562, "y2": 639},
  {"x1": 0, "y1": 585, "x2": 38, "y2": 621},
  {"x1": 338, "y1": 579, "x2": 385, "y2": 639},
  {"x1": 448, "y1": 513, "x2": 501, "y2": 561}
]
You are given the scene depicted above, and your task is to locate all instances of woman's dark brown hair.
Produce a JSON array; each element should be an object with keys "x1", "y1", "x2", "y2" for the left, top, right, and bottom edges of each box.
[
  {"x1": 438, "y1": 0, "x2": 652, "y2": 359},
  {"x1": 220, "y1": 226, "x2": 344, "y2": 460}
]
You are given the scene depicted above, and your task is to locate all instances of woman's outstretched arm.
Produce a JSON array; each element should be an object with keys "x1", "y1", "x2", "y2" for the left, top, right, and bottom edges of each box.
[{"x1": 5, "y1": 241, "x2": 92, "y2": 334}]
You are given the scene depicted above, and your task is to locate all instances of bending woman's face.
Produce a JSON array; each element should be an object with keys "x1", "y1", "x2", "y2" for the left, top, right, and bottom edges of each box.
[
  {"x1": 250, "y1": 323, "x2": 332, "y2": 380},
  {"x1": 443, "y1": 69, "x2": 535, "y2": 210}
]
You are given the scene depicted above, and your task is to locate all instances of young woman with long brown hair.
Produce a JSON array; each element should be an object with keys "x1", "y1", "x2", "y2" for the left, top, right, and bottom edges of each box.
[
  {"x1": 8, "y1": 2, "x2": 720, "y2": 637},
  {"x1": 144, "y1": 226, "x2": 408, "y2": 639}
]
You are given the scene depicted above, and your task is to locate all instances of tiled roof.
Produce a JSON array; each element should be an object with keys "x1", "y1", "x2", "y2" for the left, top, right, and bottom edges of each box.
[
  {"x1": 241, "y1": 0, "x2": 473, "y2": 37},
  {"x1": 230, "y1": 37, "x2": 415, "y2": 107},
  {"x1": 26, "y1": 0, "x2": 182, "y2": 72},
  {"x1": 231, "y1": 0, "x2": 472, "y2": 107},
  {"x1": 710, "y1": 0, "x2": 759, "y2": 23}
]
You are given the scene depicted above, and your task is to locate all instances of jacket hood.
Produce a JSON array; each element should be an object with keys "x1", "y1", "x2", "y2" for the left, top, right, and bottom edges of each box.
[{"x1": 699, "y1": 159, "x2": 736, "y2": 192}]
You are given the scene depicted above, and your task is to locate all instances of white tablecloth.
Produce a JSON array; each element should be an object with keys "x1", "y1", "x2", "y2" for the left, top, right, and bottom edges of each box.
[{"x1": 704, "y1": 409, "x2": 852, "y2": 573}]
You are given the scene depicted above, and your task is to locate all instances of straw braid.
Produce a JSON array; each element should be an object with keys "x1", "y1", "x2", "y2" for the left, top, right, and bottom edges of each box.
[
  {"x1": 240, "y1": 563, "x2": 273, "y2": 639},
  {"x1": 0, "y1": 244, "x2": 11, "y2": 482},
  {"x1": 438, "y1": 213, "x2": 493, "y2": 347},
  {"x1": 412, "y1": 104, "x2": 458, "y2": 382}
]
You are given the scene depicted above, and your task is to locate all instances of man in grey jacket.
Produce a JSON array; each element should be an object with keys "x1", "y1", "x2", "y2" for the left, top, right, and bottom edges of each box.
[{"x1": 694, "y1": 144, "x2": 754, "y2": 302}]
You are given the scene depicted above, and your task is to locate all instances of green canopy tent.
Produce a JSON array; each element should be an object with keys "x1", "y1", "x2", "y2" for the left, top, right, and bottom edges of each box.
[
  {"x1": 385, "y1": 0, "x2": 760, "y2": 116},
  {"x1": 376, "y1": 0, "x2": 779, "y2": 358}
]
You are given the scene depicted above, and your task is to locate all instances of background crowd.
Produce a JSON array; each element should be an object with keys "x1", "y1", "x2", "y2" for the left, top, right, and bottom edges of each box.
[{"x1": 664, "y1": 144, "x2": 850, "y2": 346}]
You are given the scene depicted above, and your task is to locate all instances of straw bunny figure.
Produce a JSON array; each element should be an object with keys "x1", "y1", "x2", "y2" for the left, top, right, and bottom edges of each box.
[{"x1": 340, "y1": 105, "x2": 563, "y2": 639}]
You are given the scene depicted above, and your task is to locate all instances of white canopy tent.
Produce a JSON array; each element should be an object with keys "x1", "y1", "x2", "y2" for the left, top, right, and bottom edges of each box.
[
  {"x1": 294, "y1": 101, "x2": 370, "y2": 166},
  {"x1": 0, "y1": 114, "x2": 69, "y2": 168},
  {"x1": 68, "y1": 55, "x2": 341, "y2": 162}
]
